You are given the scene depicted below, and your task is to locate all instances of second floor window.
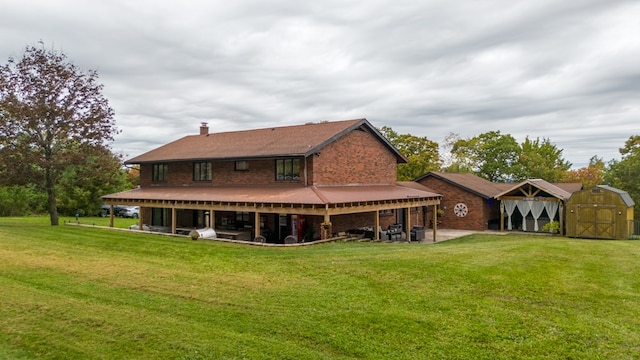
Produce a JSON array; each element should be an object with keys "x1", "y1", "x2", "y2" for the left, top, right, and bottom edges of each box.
[
  {"x1": 235, "y1": 160, "x2": 249, "y2": 171},
  {"x1": 194, "y1": 162, "x2": 212, "y2": 181},
  {"x1": 276, "y1": 158, "x2": 300, "y2": 181},
  {"x1": 152, "y1": 164, "x2": 168, "y2": 182}
]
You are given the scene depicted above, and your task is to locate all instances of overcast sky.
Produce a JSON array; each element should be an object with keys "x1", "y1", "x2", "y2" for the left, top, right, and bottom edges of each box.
[{"x1": 2, "y1": 0, "x2": 639, "y2": 168}]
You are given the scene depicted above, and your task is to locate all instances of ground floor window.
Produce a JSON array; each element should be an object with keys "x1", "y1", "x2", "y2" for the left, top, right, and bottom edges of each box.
[{"x1": 152, "y1": 208, "x2": 169, "y2": 227}]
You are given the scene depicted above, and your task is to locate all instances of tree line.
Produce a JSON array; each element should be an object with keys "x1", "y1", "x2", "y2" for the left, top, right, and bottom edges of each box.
[
  {"x1": 380, "y1": 126, "x2": 640, "y2": 218},
  {"x1": 1, "y1": 43, "x2": 637, "y2": 223}
]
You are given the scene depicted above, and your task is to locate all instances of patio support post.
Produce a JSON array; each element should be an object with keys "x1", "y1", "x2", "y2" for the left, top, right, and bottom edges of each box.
[
  {"x1": 432, "y1": 204, "x2": 437, "y2": 242},
  {"x1": 254, "y1": 211, "x2": 261, "y2": 239},
  {"x1": 500, "y1": 201, "x2": 504, "y2": 232},
  {"x1": 209, "y1": 209, "x2": 215, "y2": 228},
  {"x1": 321, "y1": 211, "x2": 331, "y2": 240},
  {"x1": 171, "y1": 208, "x2": 177, "y2": 234},
  {"x1": 559, "y1": 202, "x2": 565, "y2": 236},
  {"x1": 374, "y1": 210, "x2": 380, "y2": 240},
  {"x1": 406, "y1": 207, "x2": 411, "y2": 242},
  {"x1": 138, "y1": 207, "x2": 143, "y2": 230}
]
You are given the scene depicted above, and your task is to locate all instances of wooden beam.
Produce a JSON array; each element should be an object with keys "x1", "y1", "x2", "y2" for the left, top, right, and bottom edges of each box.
[
  {"x1": 254, "y1": 211, "x2": 261, "y2": 240},
  {"x1": 500, "y1": 201, "x2": 504, "y2": 232},
  {"x1": 432, "y1": 204, "x2": 437, "y2": 242},
  {"x1": 405, "y1": 207, "x2": 411, "y2": 242},
  {"x1": 374, "y1": 210, "x2": 380, "y2": 240},
  {"x1": 171, "y1": 208, "x2": 177, "y2": 235}
]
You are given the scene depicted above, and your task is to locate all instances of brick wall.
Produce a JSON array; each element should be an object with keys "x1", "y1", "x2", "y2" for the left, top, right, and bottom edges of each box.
[
  {"x1": 140, "y1": 159, "x2": 304, "y2": 186},
  {"x1": 418, "y1": 177, "x2": 497, "y2": 231},
  {"x1": 312, "y1": 129, "x2": 397, "y2": 185},
  {"x1": 139, "y1": 128, "x2": 398, "y2": 187}
]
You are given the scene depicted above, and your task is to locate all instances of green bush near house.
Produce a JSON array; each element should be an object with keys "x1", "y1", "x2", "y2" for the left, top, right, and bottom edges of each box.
[
  {"x1": 542, "y1": 220, "x2": 560, "y2": 233},
  {"x1": 1, "y1": 216, "x2": 639, "y2": 359}
]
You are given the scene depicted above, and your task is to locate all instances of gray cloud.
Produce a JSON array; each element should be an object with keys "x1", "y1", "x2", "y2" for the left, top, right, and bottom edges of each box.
[{"x1": 1, "y1": 0, "x2": 639, "y2": 167}]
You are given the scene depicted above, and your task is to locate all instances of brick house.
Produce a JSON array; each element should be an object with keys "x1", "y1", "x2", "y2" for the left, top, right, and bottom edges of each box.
[
  {"x1": 415, "y1": 172, "x2": 506, "y2": 231},
  {"x1": 102, "y1": 119, "x2": 441, "y2": 243}
]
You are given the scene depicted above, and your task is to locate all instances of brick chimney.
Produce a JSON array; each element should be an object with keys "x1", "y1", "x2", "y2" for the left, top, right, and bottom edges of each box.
[{"x1": 199, "y1": 122, "x2": 209, "y2": 135}]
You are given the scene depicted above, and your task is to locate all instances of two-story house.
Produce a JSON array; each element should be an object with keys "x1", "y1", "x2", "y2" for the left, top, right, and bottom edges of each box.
[{"x1": 102, "y1": 118, "x2": 441, "y2": 243}]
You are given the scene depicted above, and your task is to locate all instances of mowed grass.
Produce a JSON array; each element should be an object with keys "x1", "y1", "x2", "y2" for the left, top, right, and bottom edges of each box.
[{"x1": 1, "y1": 217, "x2": 640, "y2": 359}]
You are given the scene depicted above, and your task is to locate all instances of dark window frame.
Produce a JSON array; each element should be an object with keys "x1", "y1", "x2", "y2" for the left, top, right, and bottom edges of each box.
[
  {"x1": 193, "y1": 162, "x2": 212, "y2": 181},
  {"x1": 235, "y1": 160, "x2": 249, "y2": 171},
  {"x1": 276, "y1": 158, "x2": 301, "y2": 181},
  {"x1": 152, "y1": 163, "x2": 168, "y2": 182}
]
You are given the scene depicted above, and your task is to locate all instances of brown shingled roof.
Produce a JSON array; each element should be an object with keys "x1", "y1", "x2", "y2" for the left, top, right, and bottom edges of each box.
[
  {"x1": 495, "y1": 179, "x2": 574, "y2": 200},
  {"x1": 415, "y1": 172, "x2": 505, "y2": 199},
  {"x1": 126, "y1": 118, "x2": 407, "y2": 164},
  {"x1": 416, "y1": 172, "x2": 583, "y2": 199},
  {"x1": 554, "y1": 182, "x2": 583, "y2": 194}
]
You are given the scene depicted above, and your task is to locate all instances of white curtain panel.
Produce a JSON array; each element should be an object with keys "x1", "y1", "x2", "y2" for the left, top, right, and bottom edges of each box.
[
  {"x1": 503, "y1": 200, "x2": 517, "y2": 230},
  {"x1": 545, "y1": 201, "x2": 559, "y2": 222},
  {"x1": 530, "y1": 201, "x2": 546, "y2": 232},
  {"x1": 516, "y1": 200, "x2": 532, "y2": 231}
]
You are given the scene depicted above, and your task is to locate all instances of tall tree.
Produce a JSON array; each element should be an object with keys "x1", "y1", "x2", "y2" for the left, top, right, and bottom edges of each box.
[
  {"x1": 516, "y1": 136, "x2": 572, "y2": 182},
  {"x1": 562, "y1": 155, "x2": 605, "y2": 188},
  {"x1": 604, "y1": 135, "x2": 640, "y2": 218},
  {"x1": 441, "y1": 132, "x2": 475, "y2": 174},
  {"x1": 0, "y1": 43, "x2": 117, "y2": 225},
  {"x1": 56, "y1": 145, "x2": 132, "y2": 216},
  {"x1": 378, "y1": 126, "x2": 441, "y2": 180},
  {"x1": 448, "y1": 131, "x2": 520, "y2": 182}
]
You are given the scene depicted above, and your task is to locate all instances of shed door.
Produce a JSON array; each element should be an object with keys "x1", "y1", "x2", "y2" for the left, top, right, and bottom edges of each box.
[{"x1": 576, "y1": 205, "x2": 616, "y2": 239}]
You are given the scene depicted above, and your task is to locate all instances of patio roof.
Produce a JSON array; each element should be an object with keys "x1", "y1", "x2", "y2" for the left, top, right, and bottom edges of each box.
[{"x1": 102, "y1": 183, "x2": 441, "y2": 209}]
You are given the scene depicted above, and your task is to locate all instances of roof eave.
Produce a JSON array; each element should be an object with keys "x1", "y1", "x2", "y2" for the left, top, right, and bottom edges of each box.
[{"x1": 415, "y1": 172, "x2": 494, "y2": 199}]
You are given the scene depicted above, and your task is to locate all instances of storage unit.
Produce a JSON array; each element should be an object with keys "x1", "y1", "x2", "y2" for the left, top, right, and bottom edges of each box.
[{"x1": 566, "y1": 185, "x2": 635, "y2": 239}]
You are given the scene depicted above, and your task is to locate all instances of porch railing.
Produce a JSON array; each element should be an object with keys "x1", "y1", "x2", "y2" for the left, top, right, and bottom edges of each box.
[{"x1": 630, "y1": 220, "x2": 640, "y2": 240}]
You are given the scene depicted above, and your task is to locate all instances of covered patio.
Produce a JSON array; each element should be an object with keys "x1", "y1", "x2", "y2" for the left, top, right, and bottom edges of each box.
[
  {"x1": 496, "y1": 179, "x2": 573, "y2": 235},
  {"x1": 102, "y1": 183, "x2": 441, "y2": 243}
]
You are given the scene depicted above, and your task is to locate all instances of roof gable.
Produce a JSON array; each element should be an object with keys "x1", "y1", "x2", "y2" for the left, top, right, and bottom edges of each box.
[
  {"x1": 126, "y1": 118, "x2": 407, "y2": 164},
  {"x1": 495, "y1": 179, "x2": 573, "y2": 200}
]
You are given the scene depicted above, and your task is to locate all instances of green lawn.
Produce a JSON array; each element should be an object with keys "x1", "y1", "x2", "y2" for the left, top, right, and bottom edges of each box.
[{"x1": 1, "y1": 217, "x2": 639, "y2": 359}]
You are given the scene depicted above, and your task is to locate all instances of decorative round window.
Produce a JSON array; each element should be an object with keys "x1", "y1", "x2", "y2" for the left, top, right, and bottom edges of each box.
[{"x1": 453, "y1": 203, "x2": 468, "y2": 218}]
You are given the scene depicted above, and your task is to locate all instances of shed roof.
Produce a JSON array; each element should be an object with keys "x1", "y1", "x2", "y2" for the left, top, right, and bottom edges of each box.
[
  {"x1": 414, "y1": 172, "x2": 506, "y2": 199},
  {"x1": 125, "y1": 118, "x2": 407, "y2": 164},
  {"x1": 592, "y1": 185, "x2": 635, "y2": 207},
  {"x1": 555, "y1": 182, "x2": 584, "y2": 194}
]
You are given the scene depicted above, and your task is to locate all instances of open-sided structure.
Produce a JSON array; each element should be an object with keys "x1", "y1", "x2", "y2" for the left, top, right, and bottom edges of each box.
[{"x1": 495, "y1": 179, "x2": 582, "y2": 235}]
